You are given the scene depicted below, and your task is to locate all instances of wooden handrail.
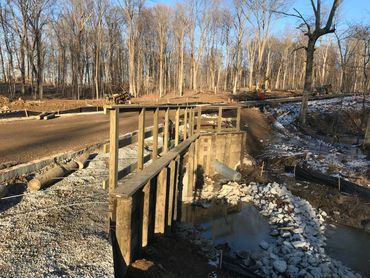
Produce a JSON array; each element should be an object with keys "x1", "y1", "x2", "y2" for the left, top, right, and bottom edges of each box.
[{"x1": 113, "y1": 134, "x2": 200, "y2": 199}]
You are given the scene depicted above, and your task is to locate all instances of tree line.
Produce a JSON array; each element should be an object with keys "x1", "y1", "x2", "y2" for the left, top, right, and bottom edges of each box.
[{"x1": 0, "y1": 0, "x2": 369, "y2": 103}]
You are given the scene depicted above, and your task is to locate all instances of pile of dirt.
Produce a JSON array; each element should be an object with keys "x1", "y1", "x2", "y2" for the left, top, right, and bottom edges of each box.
[
  {"x1": 283, "y1": 176, "x2": 370, "y2": 230},
  {"x1": 7, "y1": 98, "x2": 106, "y2": 112},
  {"x1": 231, "y1": 89, "x2": 302, "y2": 102},
  {"x1": 134, "y1": 90, "x2": 233, "y2": 105},
  {"x1": 306, "y1": 108, "x2": 370, "y2": 139},
  {"x1": 0, "y1": 95, "x2": 10, "y2": 111},
  {"x1": 240, "y1": 107, "x2": 272, "y2": 156}
]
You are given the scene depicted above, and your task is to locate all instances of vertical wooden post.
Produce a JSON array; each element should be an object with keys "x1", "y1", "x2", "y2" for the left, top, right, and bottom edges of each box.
[
  {"x1": 142, "y1": 181, "x2": 155, "y2": 247},
  {"x1": 167, "y1": 160, "x2": 176, "y2": 230},
  {"x1": 217, "y1": 107, "x2": 223, "y2": 132},
  {"x1": 109, "y1": 108, "x2": 119, "y2": 220},
  {"x1": 115, "y1": 197, "x2": 133, "y2": 266},
  {"x1": 197, "y1": 106, "x2": 202, "y2": 133},
  {"x1": 152, "y1": 108, "x2": 159, "y2": 160},
  {"x1": 183, "y1": 107, "x2": 188, "y2": 140},
  {"x1": 236, "y1": 107, "x2": 241, "y2": 131},
  {"x1": 187, "y1": 142, "x2": 195, "y2": 199},
  {"x1": 138, "y1": 108, "x2": 145, "y2": 171},
  {"x1": 173, "y1": 156, "x2": 180, "y2": 221},
  {"x1": 175, "y1": 107, "x2": 180, "y2": 145},
  {"x1": 164, "y1": 108, "x2": 169, "y2": 152},
  {"x1": 155, "y1": 168, "x2": 168, "y2": 234},
  {"x1": 189, "y1": 108, "x2": 193, "y2": 136}
]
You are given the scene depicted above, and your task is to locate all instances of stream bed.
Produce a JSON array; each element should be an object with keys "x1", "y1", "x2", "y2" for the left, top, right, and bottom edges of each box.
[{"x1": 187, "y1": 203, "x2": 370, "y2": 277}]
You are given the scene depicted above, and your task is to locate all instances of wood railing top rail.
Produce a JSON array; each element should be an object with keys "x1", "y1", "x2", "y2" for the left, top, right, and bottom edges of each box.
[
  {"x1": 104, "y1": 104, "x2": 198, "y2": 111},
  {"x1": 113, "y1": 134, "x2": 200, "y2": 199},
  {"x1": 104, "y1": 103, "x2": 242, "y2": 111}
]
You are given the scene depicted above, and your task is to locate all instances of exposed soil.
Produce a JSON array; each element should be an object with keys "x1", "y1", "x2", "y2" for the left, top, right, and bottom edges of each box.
[
  {"x1": 254, "y1": 97, "x2": 370, "y2": 231},
  {"x1": 1, "y1": 97, "x2": 105, "y2": 113},
  {"x1": 305, "y1": 108, "x2": 369, "y2": 143},
  {"x1": 269, "y1": 170, "x2": 370, "y2": 230},
  {"x1": 231, "y1": 88, "x2": 303, "y2": 101},
  {"x1": 240, "y1": 107, "x2": 272, "y2": 156},
  {"x1": 1, "y1": 88, "x2": 305, "y2": 113},
  {"x1": 128, "y1": 234, "x2": 230, "y2": 278}
]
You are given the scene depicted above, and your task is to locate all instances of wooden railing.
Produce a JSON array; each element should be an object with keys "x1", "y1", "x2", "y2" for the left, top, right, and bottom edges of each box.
[{"x1": 104, "y1": 104, "x2": 242, "y2": 276}]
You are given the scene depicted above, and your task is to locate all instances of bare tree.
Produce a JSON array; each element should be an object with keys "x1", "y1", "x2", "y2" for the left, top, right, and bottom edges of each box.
[
  {"x1": 173, "y1": 3, "x2": 188, "y2": 97},
  {"x1": 153, "y1": 5, "x2": 170, "y2": 98},
  {"x1": 283, "y1": 0, "x2": 341, "y2": 123}
]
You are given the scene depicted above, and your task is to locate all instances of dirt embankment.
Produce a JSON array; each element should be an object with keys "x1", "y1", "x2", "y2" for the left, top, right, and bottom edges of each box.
[
  {"x1": 232, "y1": 102, "x2": 370, "y2": 230},
  {"x1": 305, "y1": 108, "x2": 369, "y2": 142},
  {"x1": 1, "y1": 95, "x2": 105, "y2": 113},
  {"x1": 240, "y1": 107, "x2": 272, "y2": 156}
]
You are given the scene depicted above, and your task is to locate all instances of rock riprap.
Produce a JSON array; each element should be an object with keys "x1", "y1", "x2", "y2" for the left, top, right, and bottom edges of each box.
[{"x1": 196, "y1": 181, "x2": 362, "y2": 278}]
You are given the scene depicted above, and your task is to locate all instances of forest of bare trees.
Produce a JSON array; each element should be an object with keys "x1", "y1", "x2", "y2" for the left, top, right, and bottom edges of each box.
[{"x1": 0, "y1": 0, "x2": 369, "y2": 101}]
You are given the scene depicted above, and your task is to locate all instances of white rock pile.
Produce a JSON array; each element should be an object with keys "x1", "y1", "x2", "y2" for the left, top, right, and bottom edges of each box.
[{"x1": 199, "y1": 181, "x2": 362, "y2": 278}]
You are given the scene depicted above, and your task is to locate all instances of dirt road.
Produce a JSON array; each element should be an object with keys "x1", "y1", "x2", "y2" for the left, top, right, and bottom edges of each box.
[{"x1": 0, "y1": 112, "x2": 159, "y2": 165}]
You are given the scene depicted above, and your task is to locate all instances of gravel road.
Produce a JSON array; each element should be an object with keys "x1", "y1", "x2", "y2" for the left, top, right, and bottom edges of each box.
[{"x1": 0, "y1": 139, "x2": 155, "y2": 277}]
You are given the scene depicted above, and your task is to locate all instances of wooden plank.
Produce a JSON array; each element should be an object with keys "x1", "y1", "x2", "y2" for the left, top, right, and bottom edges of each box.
[
  {"x1": 105, "y1": 104, "x2": 198, "y2": 110},
  {"x1": 114, "y1": 134, "x2": 200, "y2": 198},
  {"x1": 236, "y1": 107, "x2": 241, "y2": 131},
  {"x1": 142, "y1": 182, "x2": 151, "y2": 247},
  {"x1": 115, "y1": 197, "x2": 133, "y2": 266},
  {"x1": 217, "y1": 107, "x2": 223, "y2": 132},
  {"x1": 137, "y1": 108, "x2": 145, "y2": 171},
  {"x1": 197, "y1": 107, "x2": 202, "y2": 133},
  {"x1": 109, "y1": 108, "x2": 119, "y2": 220},
  {"x1": 118, "y1": 147, "x2": 163, "y2": 180},
  {"x1": 175, "y1": 108, "x2": 180, "y2": 146},
  {"x1": 187, "y1": 142, "x2": 195, "y2": 198},
  {"x1": 183, "y1": 107, "x2": 188, "y2": 140},
  {"x1": 189, "y1": 108, "x2": 194, "y2": 136},
  {"x1": 103, "y1": 126, "x2": 163, "y2": 153},
  {"x1": 155, "y1": 168, "x2": 168, "y2": 234},
  {"x1": 167, "y1": 160, "x2": 176, "y2": 229},
  {"x1": 173, "y1": 156, "x2": 180, "y2": 221},
  {"x1": 163, "y1": 108, "x2": 169, "y2": 153},
  {"x1": 152, "y1": 108, "x2": 159, "y2": 160}
]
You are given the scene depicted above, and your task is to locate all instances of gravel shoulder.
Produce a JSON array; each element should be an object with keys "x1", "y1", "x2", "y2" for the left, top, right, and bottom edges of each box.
[{"x1": 0, "y1": 138, "x2": 157, "y2": 277}]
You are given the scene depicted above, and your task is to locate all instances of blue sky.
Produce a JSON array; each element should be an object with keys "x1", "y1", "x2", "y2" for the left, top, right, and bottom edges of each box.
[{"x1": 147, "y1": 0, "x2": 370, "y2": 35}]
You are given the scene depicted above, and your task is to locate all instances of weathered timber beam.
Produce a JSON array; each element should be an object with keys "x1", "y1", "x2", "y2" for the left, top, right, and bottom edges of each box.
[{"x1": 113, "y1": 134, "x2": 200, "y2": 199}]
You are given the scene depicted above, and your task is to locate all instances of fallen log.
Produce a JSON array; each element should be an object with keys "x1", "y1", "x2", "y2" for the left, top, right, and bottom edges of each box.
[
  {"x1": 294, "y1": 165, "x2": 370, "y2": 199},
  {"x1": 43, "y1": 113, "x2": 56, "y2": 120},
  {"x1": 28, "y1": 165, "x2": 65, "y2": 191},
  {"x1": 27, "y1": 160, "x2": 79, "y2": 191},
  {"x1": 37, "y1": 112, "x2": 50, "y2": 120},
  {"x1": 73, "y1": 152, "x2": 90, "y2": 170}
]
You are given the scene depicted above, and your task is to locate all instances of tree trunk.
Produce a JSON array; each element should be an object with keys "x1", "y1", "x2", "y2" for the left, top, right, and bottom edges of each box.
[
  {"x1": 299, "y1": 39, "x2": 316, "y2": 124},
  {"x1": 178, "y1": 38, "x2": 184, "y2": 96}
]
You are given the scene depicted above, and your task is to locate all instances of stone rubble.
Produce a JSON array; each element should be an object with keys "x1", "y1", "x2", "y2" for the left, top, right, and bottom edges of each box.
[{"x1": 192, "y1": 180, "x2": 363, "y2": 278}]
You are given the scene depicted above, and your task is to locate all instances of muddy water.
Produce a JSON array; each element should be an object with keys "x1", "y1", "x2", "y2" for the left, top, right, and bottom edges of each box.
[
  {"x1": 325, "y1": 224, "x2": 370, "y2": 277},
  {"x1": 185, "y1": 203, "x2": 273, "y2": 251},
  {"x1": 185, "y1": 203, "x2": 370, "y2": 276}
]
